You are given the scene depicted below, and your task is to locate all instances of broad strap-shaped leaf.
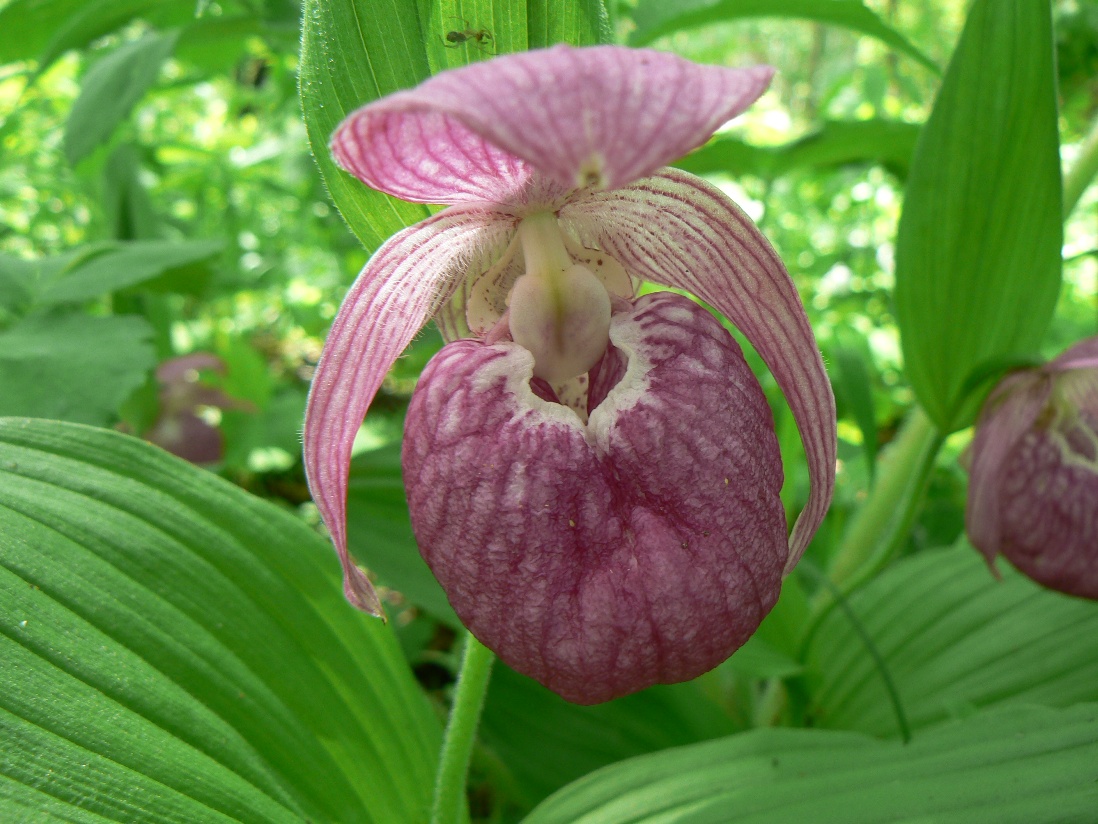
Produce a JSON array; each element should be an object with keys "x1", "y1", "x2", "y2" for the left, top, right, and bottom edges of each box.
[
  {"x1": 0, "y1": 314, "x2": 155, "y2": 426},
  {"x1": 299, "y1": 0, "x2": 431, "y2": 252},
  {"x1": 0, "y1": 419, "x2": 440, "y2": 823},
  {"x1": 804, "y1": 543, "x2": 1098, "y2": 738},
  {"x1": 522, "y1": 704, "x2": 1098, "y2": 824},
  {"x1": 64, "y1": 29, "x2": 180, "y2": 165},
  {"x1": 894, "y1": 0, "x2": 1062, "y2": 433},
  {"x1": 628, "y1": 0, "x2": 936, "y2": 73}
]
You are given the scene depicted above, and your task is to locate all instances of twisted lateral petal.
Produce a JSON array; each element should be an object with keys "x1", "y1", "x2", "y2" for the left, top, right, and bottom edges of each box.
[
  {"x1": 561, "y1": 168, "x2": 836, "y2": 569},
  {"x1": 304, "y1": 207, "x2": 516, "y2": 615},
  {"x1": 332, "y1": 45, "x2": 772, "y2": 203}
]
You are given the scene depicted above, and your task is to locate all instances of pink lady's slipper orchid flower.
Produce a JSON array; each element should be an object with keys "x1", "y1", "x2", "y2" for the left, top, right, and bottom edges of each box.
[
  {"x1": 305, "y1": 45, "x2": 837, "y2": 704},
  {"x1": 966, "y1": 336, "x2": 1098, "y2": 599}
]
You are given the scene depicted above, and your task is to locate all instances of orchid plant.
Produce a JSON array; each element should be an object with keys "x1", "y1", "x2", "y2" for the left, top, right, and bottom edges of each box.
[
  {"x1": 303, "y1": 45, "x2": 836, "y2": 704},
  {"x1": 966, "y1": 336, "x2": 1098, "y2": 598}
]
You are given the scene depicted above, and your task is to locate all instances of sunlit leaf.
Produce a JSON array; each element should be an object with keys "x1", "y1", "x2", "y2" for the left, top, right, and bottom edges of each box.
[
  {"x1": 299, "y1": 0, "x2": 432, "y2": 252},
  {"x1": 64, "y1": 30, "x2": 180, "y2": 165},
  {"x1": 894, "y1": 0, "x2": 1062, "y2": 432},
  {"x1": 804, "y1": 542, "x2": 1098, "y2": 738},
  {"x1": 522, "y1": 704, "x2": 1098, "y2": 823},
  {"x1": 677, "y1": 119, "x2": 920, "y2": 181},
  {"x1": 629, "y1": 0, "x2": 937, "y2": 73},
  {"x1": 0, "y1": 419, "x2": 441, "y2": 823},
  {"x1": 0, "y1": 314, "x2": 155, "y2": 426}
]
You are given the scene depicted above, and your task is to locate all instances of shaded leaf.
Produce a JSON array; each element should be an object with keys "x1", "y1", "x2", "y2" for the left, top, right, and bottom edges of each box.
[
  {"x1": 34, "y1": 0, "x2": 179, "y2": 83},
  {"x1": 0, "y1": 0, "x2": 161, "y2": 65},
  {"x1": 481, "y1": 665, "x2": 738, "y2": 811},
  {"x1": 629, "y1": 0, "x2": 936, "y2": 73},
  {"x1": 828, "y1": 329, "x2": 879, "y2": 477},
  {"x1": 894, "y1": 0, "x2": 1062, "y2": 432},
  {"x1": 64, "y1": 30, "x2": 180, "y2": 165},
  {"x1": 345, "y1": 443, "x2": 460, "y2": 628},
  {"x1": 522, "y1": 704, "x2": 1098, "y2": 823},
  {"x1": 804, "y1": 542, "x2": 1098, "y2": 738},
  {"x1": 0, "y1": 419, "x2": 441, "y2": 823},
  {"x1": 0, "y1": 314, "x2": 155, "y2": 426},
  {"x1": 39, "y1": 239, "x2": 224, "y2": 304}
]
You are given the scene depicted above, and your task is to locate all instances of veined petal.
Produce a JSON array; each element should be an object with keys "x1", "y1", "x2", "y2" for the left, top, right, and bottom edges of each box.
[
  {"x1": 1049, "y1": 335, "x2": 1098, "y2": 373},
  {"x1": 561, "y1": 167, "x2": 836, "y2": 569},
  {"x1": 304, "y1": 206, "x2": 516, "y2": 615},
  {"x1": 965, "y1": 373, "x2": 1051, "y2": 563},
  {"x1": 332, "y1": 45, "x2": 772, "y2": 204}
]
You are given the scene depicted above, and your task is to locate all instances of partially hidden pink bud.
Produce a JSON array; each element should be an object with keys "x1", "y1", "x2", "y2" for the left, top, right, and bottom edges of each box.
[
  {"x1": 402, "y1": 292, "x2": 787, "y2": 704},
  {"x1": 966, "y1": 336, "x2": 1098, "y2": 599}
]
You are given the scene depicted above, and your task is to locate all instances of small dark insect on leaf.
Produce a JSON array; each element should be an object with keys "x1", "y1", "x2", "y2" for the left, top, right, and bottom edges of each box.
[{"x1": 443, "y1": 20, "x2": 495, "y2": 53}]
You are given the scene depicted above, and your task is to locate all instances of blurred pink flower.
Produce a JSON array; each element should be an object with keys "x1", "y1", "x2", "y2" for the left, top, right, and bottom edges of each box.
[
  {"x1": 967, "y1": 336, "x2": 1098, "y2": 599},
  {"x1": 305, "y1": 45, "x2": 836, "y2": 702},
  {"x1": 147, "y1": 353, "x2": 248, "y2": 465}
]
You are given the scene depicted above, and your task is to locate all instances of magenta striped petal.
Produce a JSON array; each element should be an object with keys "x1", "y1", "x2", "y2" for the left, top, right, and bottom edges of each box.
[
  {"x1": 1049, "y1": 336, "x2": 1098, "y2": 372},
  {"x1": 560, "y1": 168, "x2": 837, "y2": 569},
  {"x1": 303, "y1": 206, "x2": 517, "y2": 615},
  {"x1": 331, "y1": 45, "x2": 772, "y2": 205},
  {"x1": 965, "y1": 372, "x2": 1051, "y2": 562}
]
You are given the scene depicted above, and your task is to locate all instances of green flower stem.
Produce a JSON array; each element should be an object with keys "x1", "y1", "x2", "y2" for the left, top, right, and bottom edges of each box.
[
  {"x1": 827, "y1": 405, "x2": 944, "y2": 590},
  {"x1": 430, "y1": 633, "x2": 495, "y2": 824},
  {"x1": 1064, "y1": 113, "x2": 1098, "y2": 219},
  {"x1": 799, "y1": 406, "x2": 943, "y2": 653}
]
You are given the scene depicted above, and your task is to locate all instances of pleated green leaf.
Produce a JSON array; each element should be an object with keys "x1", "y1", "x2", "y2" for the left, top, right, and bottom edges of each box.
[
  {"x1": 629, "y1": 0, "x2": 936, "y2": 73},
  {"x1": 522, "y1": 704, "x2": 1098, "y2": 824},
  {"x1": 299, "y1": 0, "x2": 606, "y2": 254},
  {"x1": 804, "y1": 542, "x2": 1098, "y2": 739},
  {"x1": 0, "y1": 419, "x2": 441, "y2": 823},
  {"x1": 894, "y1": 0, "x2": 1062, "y2": 432},
  {"x1": 481, "y1": 665, "x2": 738, "y2": 811}
]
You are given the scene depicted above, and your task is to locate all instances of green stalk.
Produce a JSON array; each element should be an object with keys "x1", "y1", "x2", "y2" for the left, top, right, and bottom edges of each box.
[
  {"x1": 827, "y1": 405, "x2": 943, "y2": 589},
  {"x1": 1064, "y1": 113, "x2": 1098, "y2": 219},
  {"x1": 430, "y1": 633, "x2": 495, "y2": 824},
  {"x1": 799, "y1": 406, "x2": 943, "y2": 653}
]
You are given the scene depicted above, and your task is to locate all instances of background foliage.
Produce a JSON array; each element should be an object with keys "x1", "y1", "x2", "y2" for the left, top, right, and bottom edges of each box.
[{"x1": 1, "y1": 0, "x2": 1097, "y2": 821}]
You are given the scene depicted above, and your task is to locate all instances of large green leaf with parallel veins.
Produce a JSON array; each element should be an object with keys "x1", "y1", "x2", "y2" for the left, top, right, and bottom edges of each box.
[
  {"x1": 299, "y1": 0, "x2": 607, "y2": 255},
  {"x1": 0, "y1": 419, "x2": 441, "y2": 823},
  {"x1": 894, "y1": 0, "x2": 1062, "y2": 433},
  {"x1": 803, "y1": 542, "x2": 1098, "y2": 739},
  {"x1": 522, "y1": 704, "x2": 1098, "y2": 824}
]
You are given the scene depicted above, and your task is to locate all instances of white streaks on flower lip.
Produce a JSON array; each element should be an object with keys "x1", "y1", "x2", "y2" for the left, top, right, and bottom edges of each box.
[{"x1": 402, "y1": 291, "x2": 787, "y2": 703}]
